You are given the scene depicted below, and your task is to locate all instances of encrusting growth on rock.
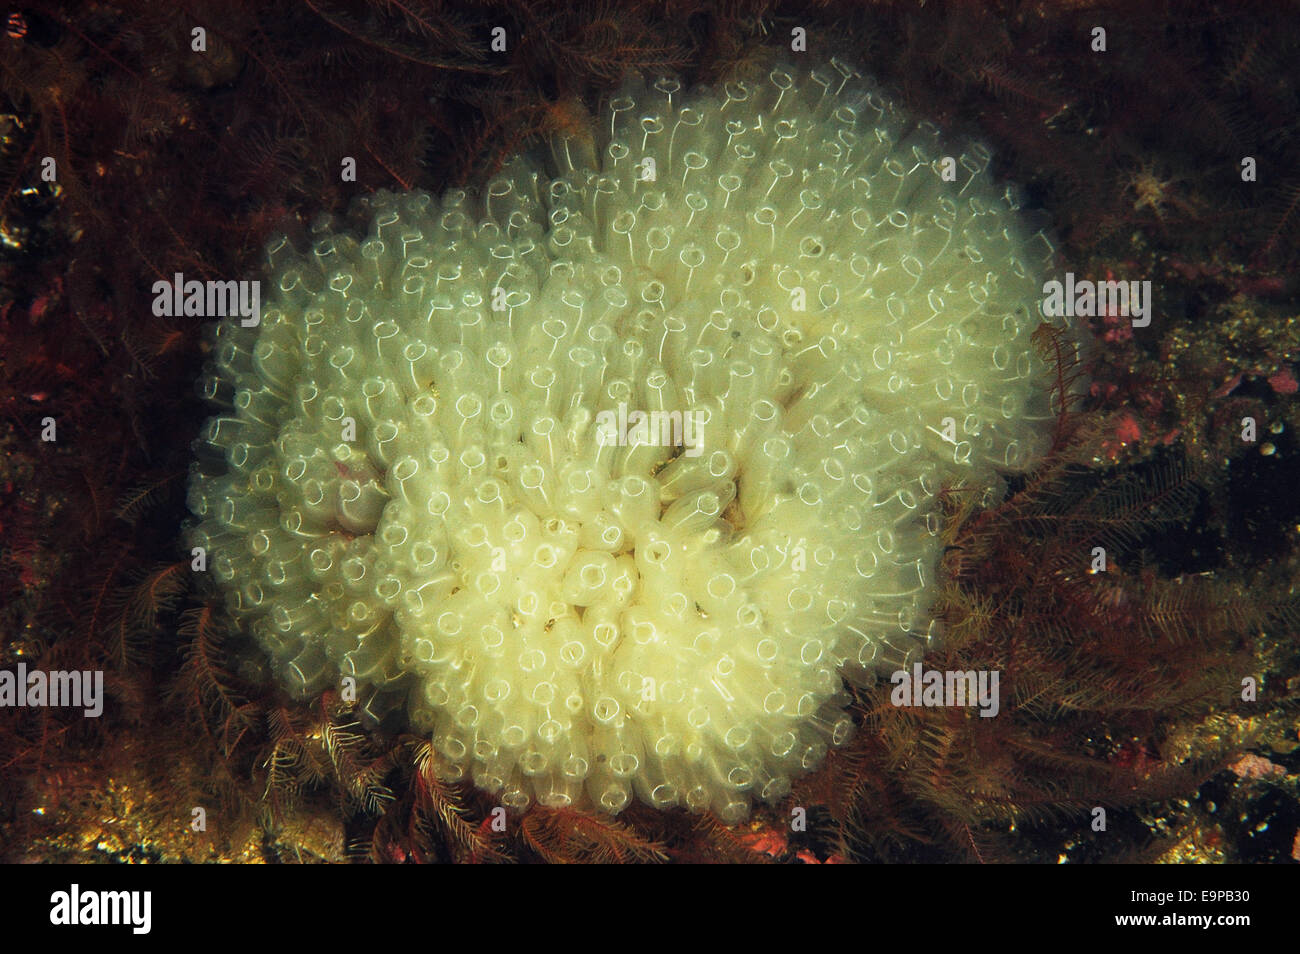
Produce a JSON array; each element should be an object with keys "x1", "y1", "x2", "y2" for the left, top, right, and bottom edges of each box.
[{"x1": 189, "y1": 58, "x2": 1083, "y2": 820}]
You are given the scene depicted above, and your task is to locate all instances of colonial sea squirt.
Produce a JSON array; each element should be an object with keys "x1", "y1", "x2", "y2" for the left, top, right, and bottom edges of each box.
[{"x1": 188, "y1": 60, "x2": 1078, "y2": 821}]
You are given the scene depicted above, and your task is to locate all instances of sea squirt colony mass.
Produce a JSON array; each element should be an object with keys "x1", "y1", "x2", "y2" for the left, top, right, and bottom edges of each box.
[{"x1": 187, "y1": 58, "x2": 1077, "y2": 821}]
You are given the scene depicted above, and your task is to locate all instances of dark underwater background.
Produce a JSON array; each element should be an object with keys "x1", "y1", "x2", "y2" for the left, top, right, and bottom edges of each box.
[{"x1": 1, "y1": 0, "x2": 1298, "y2": 864}]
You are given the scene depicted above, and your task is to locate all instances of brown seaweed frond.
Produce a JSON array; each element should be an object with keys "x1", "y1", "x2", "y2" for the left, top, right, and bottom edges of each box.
[{"x1": 517, "y1": 805, "x2": 669, "y2": 863}]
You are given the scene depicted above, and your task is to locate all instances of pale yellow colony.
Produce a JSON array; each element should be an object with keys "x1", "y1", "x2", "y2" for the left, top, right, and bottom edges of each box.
[{"x1": 188, "y1": 58, "x2": 1078, "y2": 821}]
